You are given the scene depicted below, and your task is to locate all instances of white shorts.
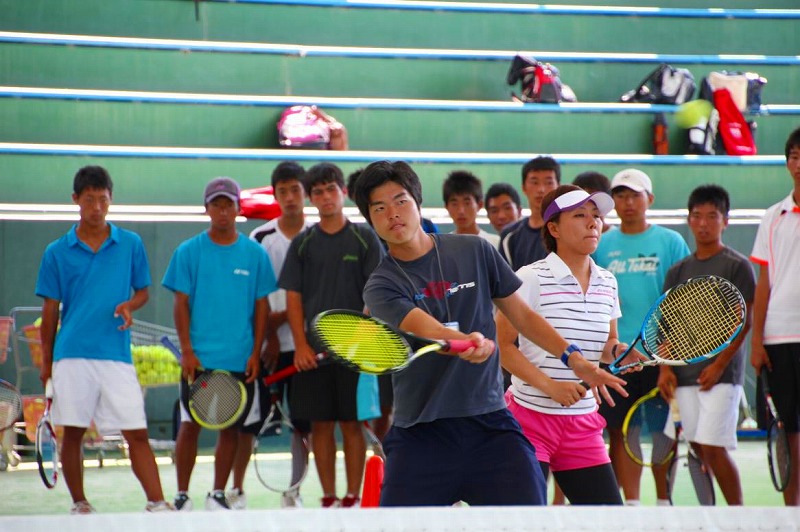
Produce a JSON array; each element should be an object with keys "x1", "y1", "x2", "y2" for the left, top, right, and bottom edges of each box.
[
  {"x1": 52, "y1": 358, "x2": 147, "y2": 435},
  {"x1": 178, "y1": 377, "x2": 261, "y2": 427},
  {"x1": 675, "y1": 384, "x2": 741, "y2": 450}
]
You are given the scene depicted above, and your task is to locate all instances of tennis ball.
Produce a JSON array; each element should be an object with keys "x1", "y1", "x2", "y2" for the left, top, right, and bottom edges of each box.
[{"x1": 674, "y1": 99, "x2": 713, "y2": 129}]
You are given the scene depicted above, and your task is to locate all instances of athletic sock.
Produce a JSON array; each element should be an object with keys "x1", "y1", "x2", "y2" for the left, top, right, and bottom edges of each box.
[
  {"x1": 656, "y1": 498, "x2": 672, "y2": 506},
  {"x1": 624, "y1": 499, "x2": 640, "y2": 506}
]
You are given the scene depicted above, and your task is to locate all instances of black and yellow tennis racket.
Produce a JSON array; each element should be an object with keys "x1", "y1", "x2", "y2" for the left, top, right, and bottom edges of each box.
[
  {"x1": 609, "y1": 275, "x2": 745, "y2": 374},
  {"x1": 160, "y1": 336, "x2": 250, "y2": 430},
  {"x1": 310, "y1": 310, "x2": 478, "y2": 375}
]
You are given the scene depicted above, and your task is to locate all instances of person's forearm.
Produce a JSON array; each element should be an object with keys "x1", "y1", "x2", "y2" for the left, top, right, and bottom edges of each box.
[
  {"x1": 750, "y1": 267, "x2": 769, "y2": 347},
  {"x1": 285, "y1": 291, "x2": 309, "y2": 349},
  {"x1": 127, "y1": 287, "x2": 149, "y2": 312}
]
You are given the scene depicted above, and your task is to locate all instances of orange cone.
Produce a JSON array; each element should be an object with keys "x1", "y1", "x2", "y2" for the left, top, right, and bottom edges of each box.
[{"x1": 361, "y1": 455, "x2": 384, "y2": 507}]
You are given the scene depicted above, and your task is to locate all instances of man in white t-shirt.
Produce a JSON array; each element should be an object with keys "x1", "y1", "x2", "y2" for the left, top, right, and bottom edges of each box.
[
  {"x1": 750, "y1": 126, "x2": 800, "y2": 506},
  {"x1": 228, "y1": 162, "x2": 313, "y2": 509},
  {"x1": 443, "y1": 170, "x2": 500, "y2": 247}
]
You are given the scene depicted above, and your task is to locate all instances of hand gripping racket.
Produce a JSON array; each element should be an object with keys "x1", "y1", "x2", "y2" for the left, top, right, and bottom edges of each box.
[
  {"x1": 0, "y1": 378, "x2": 22, "y2": 432},
  {"x1": 309, "y1": 310, "x2": 478, "y2": 375},
  {"x1": 608, "y1": 275, "x2": 745, "y2": 374},
  {"x1": 35, "y1": 379, "x2": 58, "y2": 489},
  {"x1": 761, "y1": 370, "x2": 791, "y2": 492},
  {"x1": 160, "y1": 336, "x2": 250, "y2": 431}
]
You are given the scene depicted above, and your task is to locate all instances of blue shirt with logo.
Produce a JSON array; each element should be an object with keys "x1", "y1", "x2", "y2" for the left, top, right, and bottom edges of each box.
[
  {"x1": 35, "y1": 223, "x2": 151, "y2": 363},
  {"x1": 162, "y1": 231, "x2": 276, "y2": 371},
  {"x1": 593, "y1": 224, "x2": 690, "y2": 342}
]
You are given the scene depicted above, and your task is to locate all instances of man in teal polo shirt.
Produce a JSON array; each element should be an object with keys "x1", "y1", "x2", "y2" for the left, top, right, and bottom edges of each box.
[{"x1": 36, "y1": 165, "x2": 171, "y2": 514}]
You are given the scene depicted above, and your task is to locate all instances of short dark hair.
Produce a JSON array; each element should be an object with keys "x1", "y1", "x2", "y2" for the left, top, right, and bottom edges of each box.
[
  {"x1": 485, "y1": 182, "x2": 521, "y2": 209},
  {"x1": 572, "y1": 171, "x2": 611, "y2": 195},
  {"x1": 73, "y1": 165, "x2": 113, "y2": 196},
  {"x1": 442, "y1": 170, "x2": 483, "y2": 204},
  {"x1": 785, "y1": 126, "x2": 800, "y2": 160},
  {"x1": 302, "y1": 162, "x2": 344, "y2": 196},
  {"x1": 271, "y1": 161, "x2": 305, "y2": 189},
  {"x1": 353, "y1": 161, "x2": 422, "y2": 226},
  {"x1": 346, "y1": 168, "x2": 364, "y2": 201},
  {"x1": 687, "y1": 184, "x2": 730, "y2": 217},
  {"x1": 540, "y1": 184, "x2": 582, "y2": 253},
  {"x1": 521, "y1": 156, "x2": 561, "y2": 186}
]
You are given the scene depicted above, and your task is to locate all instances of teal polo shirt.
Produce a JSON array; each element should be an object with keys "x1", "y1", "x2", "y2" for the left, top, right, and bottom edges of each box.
[{"x1": 35, "y1": 223, "x2": 151, "y2": 363}]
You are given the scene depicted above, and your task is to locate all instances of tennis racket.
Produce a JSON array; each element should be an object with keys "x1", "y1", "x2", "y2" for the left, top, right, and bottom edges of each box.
[
  {"x1": 310, "y1": 310, "x2": 478, "y2": 375},
  {"x1": 35, "y1": 379, "x2": 58, "y2": 489},
  {"x1": 160, "y1": 336, "x2": 249, "y2": 431},
  {"x1": 608, "y1": 275, "x2": 745, "y2": 374},
  {"x1": 622, "y1": 387, "x2": 677, "y2": 468},
  {"x1": 0, "y1": 379, "x2": 22, "y2": 432},
  {"x1": 253, "y1": 388, "x2": 309, "y2": 496},
  {"x1": 761, "y1": 370, "x2": 791, "y2": 492}
]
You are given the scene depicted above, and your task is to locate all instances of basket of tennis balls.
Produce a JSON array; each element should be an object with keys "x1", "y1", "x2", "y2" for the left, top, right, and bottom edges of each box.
[{"x1": 132, "y1": 345, "x2": 181, "y2": 386}]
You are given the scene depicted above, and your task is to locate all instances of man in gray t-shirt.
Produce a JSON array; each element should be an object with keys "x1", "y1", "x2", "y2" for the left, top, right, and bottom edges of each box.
[
  {"x1": 352, "y1": 161, "x2": 627, "y2": 507},
  {"x1": 657, "y1": 185, "x2": 755, "y2": 506}
]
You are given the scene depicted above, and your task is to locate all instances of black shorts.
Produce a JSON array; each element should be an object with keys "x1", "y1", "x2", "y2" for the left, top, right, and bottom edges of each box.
[
  {"x1": 241, "y1": 351, "x2": 311, "y2": 435},
  {"x1": 290, "y1": 362, "x2": 379, "y2": 422},
  {"x1": 597, "y1": 365, "x2": 659, "y2": 430},
  {"x1": 765, "y1": 343, "x2": 800, "y2": 433},
  {"x1": 378, "y1": 373, "x2": 394, "y2": 409}
]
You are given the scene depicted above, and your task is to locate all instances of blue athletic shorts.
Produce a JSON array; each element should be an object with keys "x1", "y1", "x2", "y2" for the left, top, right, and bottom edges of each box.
[{"x1": 379, "y1": 409, "x2": 547, "y2": 506}]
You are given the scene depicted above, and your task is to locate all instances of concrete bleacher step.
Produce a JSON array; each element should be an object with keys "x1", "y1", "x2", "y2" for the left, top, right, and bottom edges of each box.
[
  {"x1": 2, "y1": 36, "x2": 798, "y2": 104},
  {"x1": 0, "y1": 145, "x2": 788, "y2": 210},
  {"x1": 1, "y1": 92, "x2": 794, "y2": 155},
  {"x1": 2, "y1": 0, "x2": 798, "y2": 55}
]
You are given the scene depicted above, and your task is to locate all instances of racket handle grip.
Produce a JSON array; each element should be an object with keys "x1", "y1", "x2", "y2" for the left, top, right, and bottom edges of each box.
[
  {"x1": 445, "y1": 339, "x2": 477, "y2": 353},
  {"x1": 160, "y1": 336, "x2": 181, "y2": 361},
  {"x1": 263, "y1": 353, "x2": 326, "y2": 385},
  {"x1": 263, "y1": 364, "x2": 298, "y2": 386},
  {"x1": 45, "y1": 378, "x2": 54, "y2": 399}
]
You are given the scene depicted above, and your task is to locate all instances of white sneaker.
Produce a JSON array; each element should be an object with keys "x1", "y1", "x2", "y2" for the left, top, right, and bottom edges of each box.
[
  {"x1": 174, "y1": 492, "x2": 193, "y2": 511},
  {"x1": 205, "y1": 490, "x2": 231, "y2": 511},
  {"x1": 281, "y1": 488, "x2": 303, "y2": 508},
  {"x1": 225, "y1": 488, "x2": 247, "y2": 510},
  {"x1": 145, "y1": 500, "x2": 175, "y2": 512},
  {"x1": 70, "y1": 501, "x2": 96, "y2": 514}
]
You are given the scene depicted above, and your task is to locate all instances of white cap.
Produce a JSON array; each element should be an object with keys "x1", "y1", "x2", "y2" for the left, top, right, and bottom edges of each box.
[{"x1": 611, "y1": 168, "x2": 653, "y2": 194}]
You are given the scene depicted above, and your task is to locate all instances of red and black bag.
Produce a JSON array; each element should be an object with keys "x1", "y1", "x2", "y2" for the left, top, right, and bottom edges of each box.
[{"x1": 507, "y1": 55, "x2": 576, "y2": 103}]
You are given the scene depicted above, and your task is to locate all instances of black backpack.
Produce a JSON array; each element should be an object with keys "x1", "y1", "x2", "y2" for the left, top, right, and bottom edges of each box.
[{"x1": 621, "y1": 64, "x2": 695, "y2": 105}]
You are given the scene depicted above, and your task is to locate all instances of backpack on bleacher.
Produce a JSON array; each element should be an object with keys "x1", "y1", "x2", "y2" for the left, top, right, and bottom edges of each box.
[
  {"x1": 687, "y1": 71, "x2": 765, "y2": 155},
  {"x1": 620, "y1": 63, "x2": 695, "y2": 105},
  {"x1": 506, "y1": 55, "x2": 577, "y2": 103},
  {"x1": 277, "y1": 105, "x2": 331, "y2": 149},
  {"x1": 699, "y1": 70, "x2": 767, "y2": 114}
]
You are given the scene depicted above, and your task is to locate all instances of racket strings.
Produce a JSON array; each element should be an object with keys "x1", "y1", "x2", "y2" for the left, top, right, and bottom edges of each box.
[
  {"x1": 644, "y1": 278, "x2": 744, "y2": 362},
  {"x1": 769, "y1": 425, "x2": 791, "y2": 489},
  {"x1": 190, "y1": 373, "x2": 244, "y2": 425},
  {"x1": 0, "y1": 384, "x2": 22, "y2": 429},
  {"x1": 314, "y1": 314, "x2": 410, "y2": 373}
]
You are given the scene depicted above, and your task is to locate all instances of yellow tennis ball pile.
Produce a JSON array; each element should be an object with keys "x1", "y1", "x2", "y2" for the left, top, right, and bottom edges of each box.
[
  {"x1": 132, "y1": 345, "x2": 181, "y2": 386},
  {"x1": 674, "y1": 99, "x2": 713, "y2": 129}
]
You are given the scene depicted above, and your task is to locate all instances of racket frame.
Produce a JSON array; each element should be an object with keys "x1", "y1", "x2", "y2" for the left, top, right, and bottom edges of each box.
[
  {"x1": 761, "y1": 371, "x2": 791, "y2": 492},
  {"x1": 161, "y1": 336, "x2": 250, "y2": 430},
  {"x1": 609, "y1": 275, "x2": 745, "y2": 374},
  {"x1": 253, "y1": 392, "x2": 309, "y2": 495},
  {"x1": 0, "y1": 379, "x2": 22, "y2": 432},
  {"x1": 35, "y1": 379, "x2": 58, "y2": 489},
  {"x1": 310, "y1": 309, "x2": 475, "y2": 375},
  {"x1": 621, "y1": 386, "x2": 676, "y2": 468}
]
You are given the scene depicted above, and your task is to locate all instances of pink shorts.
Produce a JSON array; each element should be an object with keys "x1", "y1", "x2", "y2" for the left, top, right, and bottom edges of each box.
[{"x1": 506, "y1": 392, "x2": 610, "y2": 472}]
